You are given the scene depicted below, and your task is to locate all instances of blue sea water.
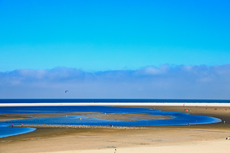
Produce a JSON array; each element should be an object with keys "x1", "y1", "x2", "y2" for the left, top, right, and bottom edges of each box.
[
  {"x1": 0, "y1": 99, "x2": 225, "y2": 138},
  {"x1": 1, "y1": 99, "x2": 230, "y2": 103},
  {"x1": 0, "y1": 125, "x2": 36, "y2": 138}
]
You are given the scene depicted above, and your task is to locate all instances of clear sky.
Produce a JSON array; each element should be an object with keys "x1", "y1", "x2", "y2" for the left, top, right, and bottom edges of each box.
[
  {"x1": 1, "y1": 0, "x2": 230, "y2": 71},
  {"x1": 0, "y1": 0, "x2": 230, "y2": 99}
]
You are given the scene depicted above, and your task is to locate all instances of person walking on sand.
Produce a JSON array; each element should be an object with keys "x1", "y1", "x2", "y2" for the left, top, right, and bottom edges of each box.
[{"x1": 114, "y1": 149, "x2": 117, "y2": 153}]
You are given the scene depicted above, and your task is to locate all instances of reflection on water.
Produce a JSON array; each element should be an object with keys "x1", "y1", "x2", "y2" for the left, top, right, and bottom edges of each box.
[{"x1": 0, "y1": 106, "x2": 221, "y2": 138}]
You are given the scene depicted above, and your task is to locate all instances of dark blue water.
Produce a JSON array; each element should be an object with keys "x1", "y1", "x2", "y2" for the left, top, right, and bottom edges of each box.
[
  {"x1": 1, "y1": 99, "x2": 230, "y2": 103},
  {"x1": 0, "y1": 105, "x2": 221, "y2": 138}
]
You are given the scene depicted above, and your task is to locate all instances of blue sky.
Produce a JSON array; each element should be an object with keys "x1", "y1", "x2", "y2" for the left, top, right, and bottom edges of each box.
[{"x1": 0, "y1": 0, "x2": 230, "y2": 98}]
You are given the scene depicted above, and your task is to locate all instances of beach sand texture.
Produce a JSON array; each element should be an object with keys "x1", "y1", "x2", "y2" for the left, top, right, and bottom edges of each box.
[
  {"x1": 0, "y1": 106, "x2": 230, "y2": 153},
  {"x1": 43, "y1": 139, "x2": 230, "y2": 153}
]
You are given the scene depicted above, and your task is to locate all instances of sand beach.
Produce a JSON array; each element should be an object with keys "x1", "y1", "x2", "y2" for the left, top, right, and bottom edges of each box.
[{"x1": 0, "y1": 105, "x2": 230, "y2": 153}]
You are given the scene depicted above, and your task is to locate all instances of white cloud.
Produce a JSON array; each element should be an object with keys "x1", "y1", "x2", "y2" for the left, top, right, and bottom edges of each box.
[{"x1": 0, "y1": 64, "x2": 230, "y2": 99}]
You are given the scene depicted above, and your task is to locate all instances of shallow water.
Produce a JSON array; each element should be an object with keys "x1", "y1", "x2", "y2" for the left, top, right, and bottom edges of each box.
[{"x1": 0, "y1": 125, "x2": 36, "y2": 138}]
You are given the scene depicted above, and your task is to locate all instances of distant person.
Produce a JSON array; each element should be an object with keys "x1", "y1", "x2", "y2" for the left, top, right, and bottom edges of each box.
[{"x1": 114, "y1": 149, "x2": 117, "y2": 153}]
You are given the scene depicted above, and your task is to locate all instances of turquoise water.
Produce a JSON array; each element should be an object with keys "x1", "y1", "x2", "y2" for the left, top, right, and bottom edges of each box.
[{"x1": 0, "y1": 125, "x2": 36, "y2": 138}]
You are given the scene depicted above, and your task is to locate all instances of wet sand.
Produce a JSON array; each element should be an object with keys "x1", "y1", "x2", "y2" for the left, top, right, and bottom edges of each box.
[
  {"x1": 0, "y1": 112, "x2": 95, "y2": 121},
  {"x1": 85, "y1": 113, "x2": 173, "y2": 121},
  {"x1": 0, "y1": 106, "x2": 230, "y2": 153},
  {"x1": 151, "y1": 106, "x2": 230, "y2": 127},
  {"x1": 0, "y1": 112, "x2": 172, "y2": 122}
]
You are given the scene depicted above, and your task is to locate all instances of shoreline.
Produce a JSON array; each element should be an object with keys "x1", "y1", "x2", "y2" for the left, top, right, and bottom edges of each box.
[
  {"x1": 1, "y1": 105, "x2": 230, "y2": 153},
  {"x1": 1, "y1": 105, "x2": 230, "y2": 128}
]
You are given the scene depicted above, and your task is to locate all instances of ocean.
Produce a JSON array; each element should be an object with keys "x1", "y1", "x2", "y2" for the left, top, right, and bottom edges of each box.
[{"x1": 1, "y1": 99, "x2": 230, "y2": 103}]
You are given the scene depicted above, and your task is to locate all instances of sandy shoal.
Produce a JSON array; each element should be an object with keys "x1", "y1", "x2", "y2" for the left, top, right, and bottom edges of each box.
[
  {"x1": 0, "y1": 106, "x2": 230, "y2": 153},
  {"x1": 0, "y1": 112, "x2": 172, "y2": 122},
  {"x1": 0, "y1": 112, "x2": 95, "y2": 121}
]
